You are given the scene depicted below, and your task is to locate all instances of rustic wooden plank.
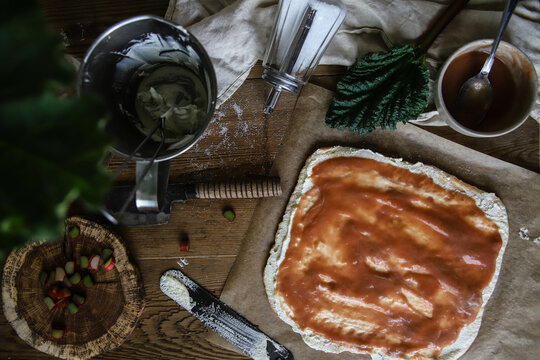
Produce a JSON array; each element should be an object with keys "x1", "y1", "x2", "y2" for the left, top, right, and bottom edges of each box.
[
  {"x1": 39, "y1": 0, "x2": 170, "y2": 60},
  {"x1": 1, "y1": 258, "x2": 251, "y2": 360},
  {"x1": 420, "y1": 117, "x2": 539, "y2": 173},
  {"x1": 4, "y1": 1, "x2": 539, "y2": 359},
  {"x1": 116, "y1": 199, "x2": 259, "y2": 260}
]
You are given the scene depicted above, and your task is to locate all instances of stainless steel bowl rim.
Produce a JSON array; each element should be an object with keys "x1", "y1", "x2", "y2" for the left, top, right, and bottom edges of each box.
[{"x1": 77, "y1": 15, "x2": 217, "y2": 162}]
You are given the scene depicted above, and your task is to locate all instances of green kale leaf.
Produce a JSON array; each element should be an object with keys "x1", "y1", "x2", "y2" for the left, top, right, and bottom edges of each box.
[{"x1": 325, "y1": 45, "x2": 430, "y2": 134}]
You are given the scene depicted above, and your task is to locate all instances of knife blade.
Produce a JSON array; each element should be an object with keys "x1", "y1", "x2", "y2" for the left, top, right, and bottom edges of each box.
[{"x1": 160, "y1": 269, "x2": 294, "y2": 360}]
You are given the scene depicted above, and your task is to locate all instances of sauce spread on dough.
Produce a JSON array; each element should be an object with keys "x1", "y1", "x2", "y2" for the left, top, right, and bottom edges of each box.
[{"x1": 276, "y1": 157, "x2": 502, "y2": 358}]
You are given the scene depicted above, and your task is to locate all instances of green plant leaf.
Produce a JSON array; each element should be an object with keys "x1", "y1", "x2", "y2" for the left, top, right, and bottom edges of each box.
[
  {"x1": 0, "y1": 0, "x2": 113, "y2": 259},
  {"x1": 325, "y1": 45, "x2": 430, "y2": 134},
  {"x1": 0, "y1": 93, "x2": 112, "y2": 254},
  {"x1": 0, "y1": 0, "x2": 72, "y2": 102}
]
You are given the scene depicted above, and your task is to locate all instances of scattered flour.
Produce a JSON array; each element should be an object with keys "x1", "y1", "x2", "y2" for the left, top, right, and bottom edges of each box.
[
  {"x1": 177, "y1": 257, "x2": 189, "y2": 268},
  {"x1": 219, "y1": 125, "x2": 228, "y2": 136},
  {"x1": 232, "y1": 102, "x2": 244, "y2": 120},
  {"x1": 519, "y1": 227, "x2": 540, "y2": 244},
  {"x1": 232, "y1": 101, "x2": 250, "y2": 136},
  {"x1": 213, "y1": 110, "x2": 226, "y2": 123},
  {"x1": 59, "y1": 30, "x2": 69, "y2": 47},
  {"x1": 160, "y1": 271, "x2": 195, "y2": 311},
  {"x1": 78, "y1": 22, "x2": 86, "y2": 40},
  {"x1": 188, "y1": 100, "x2": 262, "y2": 171}
]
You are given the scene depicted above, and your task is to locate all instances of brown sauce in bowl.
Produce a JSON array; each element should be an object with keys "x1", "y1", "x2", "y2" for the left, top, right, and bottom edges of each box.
[{"x1": 441, "y1": 51, "x2": 519, "y2": 132}]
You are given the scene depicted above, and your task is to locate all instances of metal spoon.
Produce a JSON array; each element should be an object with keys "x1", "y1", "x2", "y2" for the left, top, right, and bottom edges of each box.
[{"x1": 455, "y1": 0, "x2": 519, "y2": 126}]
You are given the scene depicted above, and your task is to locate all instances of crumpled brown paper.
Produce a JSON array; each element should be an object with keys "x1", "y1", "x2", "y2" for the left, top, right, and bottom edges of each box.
[{"x1": 206, "y1": 83, "x2": 540, "y2": 359}]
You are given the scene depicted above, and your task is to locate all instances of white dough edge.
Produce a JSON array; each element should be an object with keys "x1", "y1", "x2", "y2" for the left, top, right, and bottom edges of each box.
[{"x1": 263, "y1": 146, "x2": 509, "y2": 360}]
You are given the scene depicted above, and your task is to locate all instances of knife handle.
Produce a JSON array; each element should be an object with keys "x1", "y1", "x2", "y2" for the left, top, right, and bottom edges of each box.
[{"x1": 195, "y1": 177, "x2": 282, "y2": 199}]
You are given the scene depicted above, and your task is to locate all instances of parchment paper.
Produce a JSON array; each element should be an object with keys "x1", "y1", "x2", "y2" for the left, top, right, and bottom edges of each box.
[
  {"x1": 167, "y1": 0, "x2": 540, "y2": 110},
  {"x1": 207, "y1": 84, "x2": 540, "y2": 360}
]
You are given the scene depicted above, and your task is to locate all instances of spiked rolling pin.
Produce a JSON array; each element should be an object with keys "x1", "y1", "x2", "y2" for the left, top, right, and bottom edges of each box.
[{"x1": 104, "y1": 177, "x2": 282, "y2": 225}]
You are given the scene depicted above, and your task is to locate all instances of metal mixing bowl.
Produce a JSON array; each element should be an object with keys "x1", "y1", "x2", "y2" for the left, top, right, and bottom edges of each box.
[{"x1": 77, "y1": 15, "x2": 217, "y2": 162}]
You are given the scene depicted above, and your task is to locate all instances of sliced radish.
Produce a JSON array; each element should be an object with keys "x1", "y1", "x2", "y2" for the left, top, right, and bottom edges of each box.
[
  {"x1": 51, "y1": 328, "x2": 65, "y2": 339},
  {"x1": 80, "y1": 256, "x2": 89, "y2": 269},
  {"x1": 101, "y1": 248, "x2": 113, "y2": 261},
  {"x1": 55, "y1": 267, "x2": 66, "y2": 282},
  {"x1": 89, "y1": 255, "x2": 100, "y2": 271},
  {"x1": 72, "y1": 294, "x2": 85, "y2": 305},
  {"x1": 69, "y1": 272, "x2": 81, "y2": 285},
  {"x1": 179, "y1": 239, "x2": 190, "y2": 252},
  {"x1": 64, "y1": 261, "x2": 75, "y2": 275},
  {"x1": 223, "y1": 209, "x2": 235, "y2": 222},
  {"x1": 83, "y1": 275, "x2": 93, "y2": 288},
  {"x1": 48, "y1": 286, "x2": 60, "y2": 300},
  {"x1": 54, "y1": 298, "x2": 69, "y2": 310},
  {"x1": 67, "y1": 303, "x2": 79, "y2": 315},
  {"x1": 44, "y1": 296, "x2": 55, "y2": 310},
  {"x1": 104, "y1": 256, "x2": 116, "y2": 271}
]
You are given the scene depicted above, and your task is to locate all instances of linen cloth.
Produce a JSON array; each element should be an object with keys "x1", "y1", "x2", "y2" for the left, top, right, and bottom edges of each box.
[{"x1": 165, "y1": 0, "x2": 540, "y2": 116}]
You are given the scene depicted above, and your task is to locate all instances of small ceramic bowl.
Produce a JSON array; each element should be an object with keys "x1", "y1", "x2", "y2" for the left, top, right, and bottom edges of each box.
[{"x1": 434, "y1": 40, "x2": 537, "y2": 138}]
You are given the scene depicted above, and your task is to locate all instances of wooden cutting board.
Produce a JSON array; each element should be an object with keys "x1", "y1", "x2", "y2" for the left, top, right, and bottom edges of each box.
[{"x1": 1, "y1": 217, "x2": 145, "y2": 359}]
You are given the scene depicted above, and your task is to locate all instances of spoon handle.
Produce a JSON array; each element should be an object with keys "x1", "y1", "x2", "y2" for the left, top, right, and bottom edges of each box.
[{"x1": 481, "y1": 0, "x2": 519, "y2": 75}]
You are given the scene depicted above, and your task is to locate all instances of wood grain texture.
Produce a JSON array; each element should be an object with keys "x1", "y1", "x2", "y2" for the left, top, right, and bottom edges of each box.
[
  {"x1": 116, "y1": 199, "x2": 259, "y2": 260},
  {"x1": 420, "y1": 118, "x2": 539, "y2": 173},
  {"x1": 1, "y1": 1, "x2": 539, "y2": 359},
  {"x1": 38, "y1": 0, "x2": 170, "y2": 60}
]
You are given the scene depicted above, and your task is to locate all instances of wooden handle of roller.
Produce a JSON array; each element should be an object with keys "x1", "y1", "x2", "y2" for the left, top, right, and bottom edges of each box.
[{"x1": 195, "y1": 178, "x2": 282, "y2": 199}]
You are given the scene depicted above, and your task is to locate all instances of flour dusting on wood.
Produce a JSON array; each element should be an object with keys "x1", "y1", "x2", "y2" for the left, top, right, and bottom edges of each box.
[
  {"x1": 160, "y1": 272, "x2": 195, "y2": 311},
  {"x1": 176, "y1": 257, "x2": 189, "y2": 268},
  {"x1": 188, "y1": 100, "x2": 263, "y2": 171}
]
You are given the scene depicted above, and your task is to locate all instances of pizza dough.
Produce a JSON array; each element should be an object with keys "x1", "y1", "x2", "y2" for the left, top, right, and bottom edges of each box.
[{"x1": 264, "y1": 147, "x2": 508, "y2": 360}]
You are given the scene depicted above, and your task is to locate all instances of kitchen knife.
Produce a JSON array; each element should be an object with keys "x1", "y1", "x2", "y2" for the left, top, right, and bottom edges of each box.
[{"x1": 160, "y1": 269, "x2": 294, "y2": 360}]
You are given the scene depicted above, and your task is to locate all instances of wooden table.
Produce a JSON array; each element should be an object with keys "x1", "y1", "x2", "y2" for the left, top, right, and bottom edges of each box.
[{"x1": 1, "y1": 1, "x2": 538, "y2": 359}]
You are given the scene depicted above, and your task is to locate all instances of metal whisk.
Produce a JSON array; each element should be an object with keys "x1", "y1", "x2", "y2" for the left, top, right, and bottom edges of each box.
[{"x1": 103, "y1": 116, "x2": 166, "y2": 224}]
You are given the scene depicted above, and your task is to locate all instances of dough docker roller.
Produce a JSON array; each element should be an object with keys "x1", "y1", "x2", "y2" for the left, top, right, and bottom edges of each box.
[
  {"x1": 261, "y1": 0, "x2": 346, "y2": 114},
  {"x1": 104, "y1": 171, "x2": 282, "y2": 226}
]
